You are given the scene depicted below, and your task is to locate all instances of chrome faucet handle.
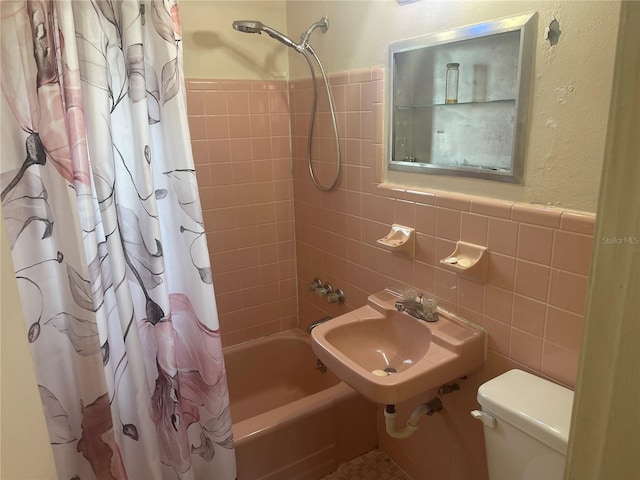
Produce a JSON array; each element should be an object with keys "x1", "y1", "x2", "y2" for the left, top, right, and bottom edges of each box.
[
  {"x1": 403, "y1": 288, "x2": 418, "y2": 301},
  {"x1": 315, "y1": 283, "x2": 333, "y2": 298},
  {"x1": 327, "y1": 289, "x2": 344, "y2": 304},
  {"x1": 308, "y1": 278, "x2": 323, "y2": 291},
  {"x1": 424, "y1": 296, "x2": 437, "y2": 312},
  {"x1": 423, "y1": 297, "x2": 439, "y2": 322}
]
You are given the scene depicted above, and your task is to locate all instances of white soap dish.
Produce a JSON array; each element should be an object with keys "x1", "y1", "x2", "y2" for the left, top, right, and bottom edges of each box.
[
  {"x1": 440, "y1": 241, "x2": 488, "y2": 283},
  {"x1": 377, "y1": 224, "x2": 415, "y2": 259}
]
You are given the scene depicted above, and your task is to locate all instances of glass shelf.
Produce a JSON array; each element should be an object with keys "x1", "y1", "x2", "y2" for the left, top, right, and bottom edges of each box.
[
  {"x1": 387, "y1": 12, "x2": 537, "y2": 183},
  {"x1": 395, "y1": 98, "x2": 516, "y2": 110}
]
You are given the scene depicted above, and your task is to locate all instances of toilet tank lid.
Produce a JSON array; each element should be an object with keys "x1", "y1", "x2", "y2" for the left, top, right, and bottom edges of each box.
[{"x1": 477, "y1": 369, "x2": 574, "y2": 455}]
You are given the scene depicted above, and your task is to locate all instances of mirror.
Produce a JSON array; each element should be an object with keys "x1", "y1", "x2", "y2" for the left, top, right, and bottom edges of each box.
[{"x1": 387, "y1": 13, "x2": 537, "y2": 183}]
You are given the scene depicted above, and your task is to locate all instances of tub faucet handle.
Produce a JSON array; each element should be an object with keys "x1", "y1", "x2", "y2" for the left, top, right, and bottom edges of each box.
[
  {"x1": 327, "y1": 289, "x2": 345, "y2": 304},
  {"x1": 315, "y1": 283, "x2": 333, "y2": 298},
  {"x1": 308, "y1": 278, "x2": 323, "y2": 291}
]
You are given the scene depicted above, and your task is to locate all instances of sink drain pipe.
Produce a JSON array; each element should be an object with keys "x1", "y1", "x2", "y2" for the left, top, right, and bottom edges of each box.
[{"x1": 384, "y1": 397, "x2": 443, "y2": 439}]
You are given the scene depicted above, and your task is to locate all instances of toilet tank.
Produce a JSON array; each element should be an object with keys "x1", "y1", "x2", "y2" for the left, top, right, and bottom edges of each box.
[{"x1": 474, "y1": 369, "x2": 574, "y2": 480}]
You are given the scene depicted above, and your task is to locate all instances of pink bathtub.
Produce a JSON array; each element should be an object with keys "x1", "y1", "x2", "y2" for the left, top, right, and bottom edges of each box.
[{"x1": 224, "y1": 329, "x2": 377, "y2": 480}]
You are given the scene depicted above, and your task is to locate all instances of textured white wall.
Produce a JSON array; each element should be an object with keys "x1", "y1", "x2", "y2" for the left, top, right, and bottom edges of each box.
[
  {"x1": 284, "y1": 0, "x2": 620, "y2": 212},
  {"x1": 180, "y1": 0, "x2": 289, "y2": 80},
  {"x1": 180, "y1": 0, "x2": 621, "y2": 212}
]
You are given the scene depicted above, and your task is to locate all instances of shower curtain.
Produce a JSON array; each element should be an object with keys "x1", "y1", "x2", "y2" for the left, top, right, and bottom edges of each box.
[{"x1": 0, "y1": 1, "x2": 236, "y2": 479}]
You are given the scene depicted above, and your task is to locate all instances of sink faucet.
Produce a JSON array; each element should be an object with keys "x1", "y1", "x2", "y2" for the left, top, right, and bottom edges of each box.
[{"x1": 395, "y1": 293, "x2": 439, "y2": 322}]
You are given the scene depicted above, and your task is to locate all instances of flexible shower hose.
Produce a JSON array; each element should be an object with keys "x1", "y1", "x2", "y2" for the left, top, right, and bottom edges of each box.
[{"x1": 301, "y1": 45, "x2": 342, "y2": 192}]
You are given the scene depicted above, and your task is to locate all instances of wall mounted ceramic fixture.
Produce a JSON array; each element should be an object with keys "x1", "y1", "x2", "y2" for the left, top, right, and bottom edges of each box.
[
  {"x1": 311, "y1": 289, "x2": 486, "y2": 405},
  {"x1": 440, "y1": 241, "x2": 488, "y2": 282},
  {"x1": 377, "y1": 224, "x2": 415, "y2": 258}
]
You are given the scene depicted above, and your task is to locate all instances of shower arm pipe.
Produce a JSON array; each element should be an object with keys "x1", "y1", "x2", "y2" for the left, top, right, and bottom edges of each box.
[
  {"x1": 299, "y1": 18, "x2": 329, "y2": 51},
  {"x1": 301, "y1": 44, "x2": 342, "y2": 192}
]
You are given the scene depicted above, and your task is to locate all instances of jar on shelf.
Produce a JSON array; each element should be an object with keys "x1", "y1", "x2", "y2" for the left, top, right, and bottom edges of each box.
[{"x1": 445, "y1": 63, "x2": 460, "y2": 104}]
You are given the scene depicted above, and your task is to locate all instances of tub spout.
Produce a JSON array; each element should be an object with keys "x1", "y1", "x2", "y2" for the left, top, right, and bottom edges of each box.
[{"x1": 306, "y1": 315, "x2": 332, "y2": 333}]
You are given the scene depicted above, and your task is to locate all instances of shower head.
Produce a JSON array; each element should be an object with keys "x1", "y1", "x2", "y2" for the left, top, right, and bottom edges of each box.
[
  {"x1": 232, "y1": 20, "x2": 299, "y2": 50},
  {"x1": 233, "y1": 18, "x2": 329, "y2": 52},
  {"x1": 232, "y1": 20, "x2": 263, "y2": 34}
]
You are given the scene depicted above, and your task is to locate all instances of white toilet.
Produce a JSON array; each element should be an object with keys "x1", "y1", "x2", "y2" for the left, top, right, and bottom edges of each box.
[{"x1": 472, "y1": 369, "x2": 574, "y2": 480}]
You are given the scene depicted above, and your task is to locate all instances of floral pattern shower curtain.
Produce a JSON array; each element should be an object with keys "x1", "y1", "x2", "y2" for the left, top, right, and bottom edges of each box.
[{"x1": 0, "y1": 1, "x2": 236, "y2": 479}]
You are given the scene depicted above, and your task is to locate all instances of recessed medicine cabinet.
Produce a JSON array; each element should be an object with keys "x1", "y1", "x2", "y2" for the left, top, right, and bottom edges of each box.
[{"x1": 388, "y1": 13, "x2": 537, "y2": 183}]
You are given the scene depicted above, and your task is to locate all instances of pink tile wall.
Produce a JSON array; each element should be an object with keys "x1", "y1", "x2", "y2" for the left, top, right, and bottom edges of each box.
[
  {"x1": 290, "y1": 67, "x2": 594, "y2": 479},
  {"x1": 186, "y1": 69, "x2": 594, "y2": 479},
  {"x1": 290, "y1": 66, "x2": 594, "y2": 389},
  {"x1": 185, "y1": 79, "x2": 297, "y2": 347}
]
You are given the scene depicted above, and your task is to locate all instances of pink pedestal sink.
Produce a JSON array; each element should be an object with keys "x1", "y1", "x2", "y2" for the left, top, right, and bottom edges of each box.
[{"x1": 311, "y1": 289, "x2": 486, "y2": 405}]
